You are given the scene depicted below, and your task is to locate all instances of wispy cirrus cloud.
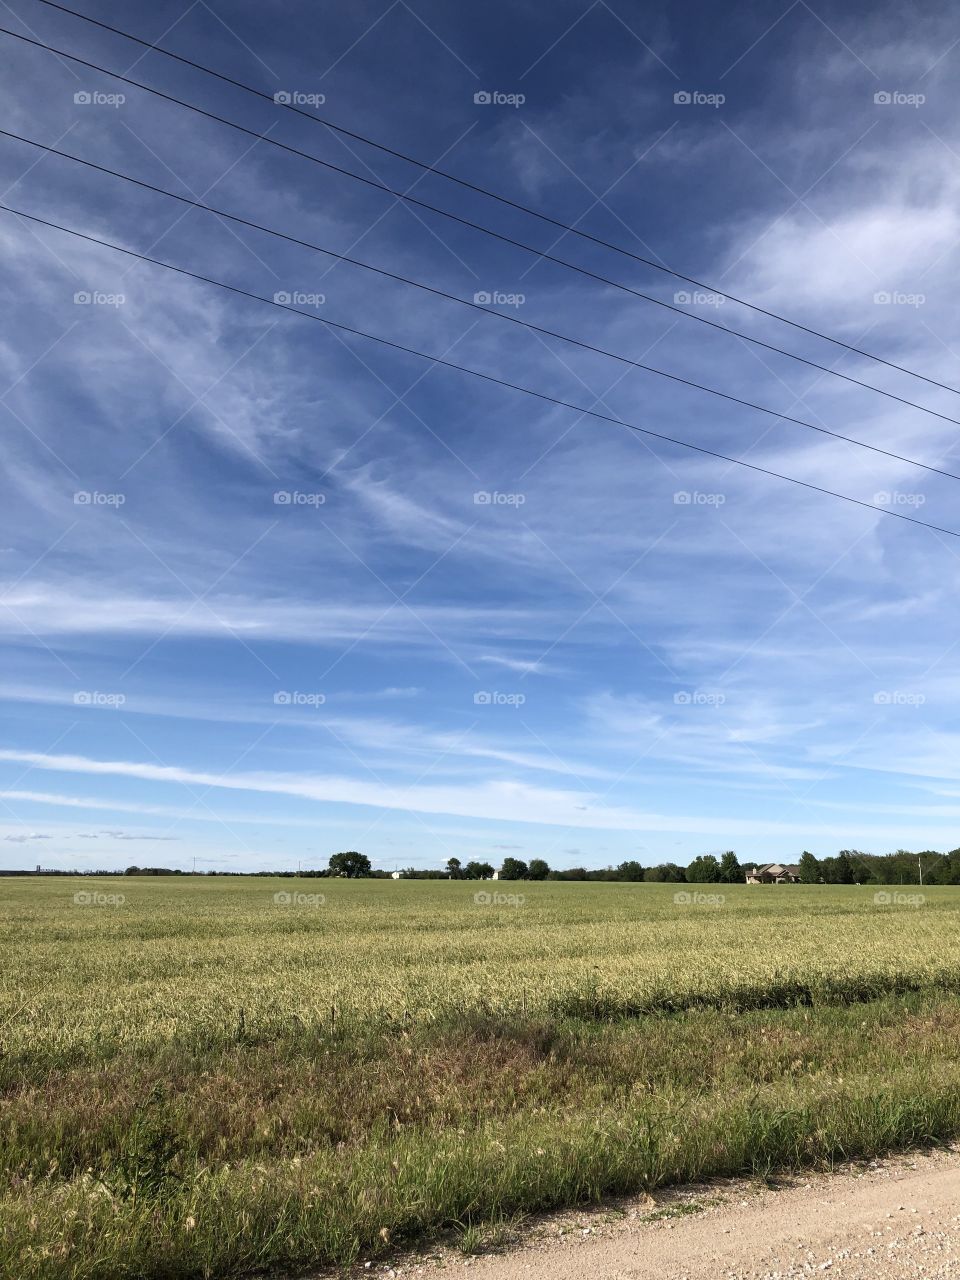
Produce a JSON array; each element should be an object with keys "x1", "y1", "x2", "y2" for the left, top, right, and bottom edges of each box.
[{"x1": 1, "y1": 0, "x2": 959, "y2": 869}]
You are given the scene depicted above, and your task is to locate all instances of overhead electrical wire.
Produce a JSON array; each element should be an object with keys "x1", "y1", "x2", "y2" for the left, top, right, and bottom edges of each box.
[
  {"x1": 3, "y1": 199, "x2": 958, "y2": 540},
  {"x1": 2, "y1": 25, "x2": 958, "y2": 433},
  {"x1": 5, "y1": 125, "x2": 960, "y2": 484},
  {"x1": 34, "y1": 0, "x2": 960, "y2": 400}
]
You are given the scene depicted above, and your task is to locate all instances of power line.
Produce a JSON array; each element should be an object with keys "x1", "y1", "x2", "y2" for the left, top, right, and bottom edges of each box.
[
  {"x1": 35, "y1": 0, "x2": 960, "y2": 401},
  {"x1": 4, "y1": 198, "x2": 958, "y2": 540},
  {"x1": 7, "y1": 124, "x2": 960, "y2": 484},
  {"x1": 3, "y1": 26, "x2": 958, "y2": 433}
]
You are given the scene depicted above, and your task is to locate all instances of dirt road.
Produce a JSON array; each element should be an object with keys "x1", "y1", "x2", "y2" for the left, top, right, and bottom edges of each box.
[{"x1": 383, "y1": 1147, "x2": 960, "y2": 1279}]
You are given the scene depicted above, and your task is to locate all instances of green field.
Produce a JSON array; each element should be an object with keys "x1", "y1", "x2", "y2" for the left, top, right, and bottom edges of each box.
[{"x1": 4, "y1": 876, "x2": 960, "y2": 1278}]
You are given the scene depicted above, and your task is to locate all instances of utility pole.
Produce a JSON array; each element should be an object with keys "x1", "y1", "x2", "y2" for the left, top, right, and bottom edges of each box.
[{"x1": 918, "y1": 854, "x2": 923, "y2": 886}]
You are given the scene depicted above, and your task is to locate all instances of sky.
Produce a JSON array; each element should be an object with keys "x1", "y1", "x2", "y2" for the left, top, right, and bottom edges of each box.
[{"x1": 1, "y1": 0, "x2": 959, "y2": 873}]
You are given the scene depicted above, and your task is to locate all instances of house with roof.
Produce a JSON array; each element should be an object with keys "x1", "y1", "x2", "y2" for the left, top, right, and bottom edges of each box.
[{"x1": 745, "y1": 862, "x2": 801, "y2": 884}]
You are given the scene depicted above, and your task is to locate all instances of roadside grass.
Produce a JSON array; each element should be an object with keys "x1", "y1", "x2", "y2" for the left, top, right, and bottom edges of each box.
[
  {"x1": 4, "y1": 993, "x2": 960, "y2": 1277},
  {"x1": 641, "y1": 1194, "x2": 725, "y2": 1220},
  {"x1": 454, "y1": 1212, "x2": 525, "y2": 1255}
]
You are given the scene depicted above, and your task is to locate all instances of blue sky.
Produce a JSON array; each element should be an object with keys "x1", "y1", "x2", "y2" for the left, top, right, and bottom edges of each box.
[{"x1": 1, "y1": 0, "x2": 959, "y2": 872}]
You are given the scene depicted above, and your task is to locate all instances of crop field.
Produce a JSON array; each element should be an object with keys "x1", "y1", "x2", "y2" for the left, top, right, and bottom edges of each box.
[{"x1": 4, "y1": 877, "x2": 960, "y2": 1278}]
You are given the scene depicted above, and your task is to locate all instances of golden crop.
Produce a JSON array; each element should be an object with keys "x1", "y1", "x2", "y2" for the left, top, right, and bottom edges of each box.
[{"x1": 3, "y1": 877, "x2": 958, "y2": 1064}]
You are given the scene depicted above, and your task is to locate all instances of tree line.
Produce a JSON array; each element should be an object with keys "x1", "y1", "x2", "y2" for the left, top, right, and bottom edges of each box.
[
  {"x1": 405, "y1": 848, "x2": 960, "y2": 885},
  {"x1": 793, "y1": 848, "x2": 960, "y2": 886},
  {"x1": 103, "y1": 846, "x2": 960, "y2": 884}
]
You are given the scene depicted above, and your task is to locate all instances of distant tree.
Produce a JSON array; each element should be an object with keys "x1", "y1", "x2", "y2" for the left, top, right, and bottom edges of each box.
[
  {"x1": 464, "y1": 860, "x2": 495, "y2": 880},
  {"x1": 616, "y1": 860, "x2": 645, "y2": 881},
  {"x1": 925, "y1": 850, "x2": 960, "y2": 885},
  {"x1": 124, "y1": 866, "x2": 141, "y2": 876},
  {"x1": 644, "y1": 862, "x2": 685, "y2": 883},
  {"x1": 835, "y1": 850, "x2": 858, "y2": 884},
  {"x1": 821, "y1": 850, "x2": 856, "y2": 884},
  {"x1": 798, "y1": 851, "x2": 820, "y2": 883},
  {"x1": 499, "y1": 857, "x2": 529, "y2": 880},
  {"x1": 446, "y1": 857, "x2": 463, "y2": 879},
  {"x1": 685, "y1": 854, "x2": 722, "y2": 883},
  {"x1": 527, "y1": 858, "x2": 550, "y2": 880},
  {"x1": 718, "y1": 851, "x2": 742, "y2": 883},
  {"x1": 328, "y1": 850, "x2": 372, "y2": 878},
  {"x1": 884, "y1": 849, "x2": 921, "y2": 884}
]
